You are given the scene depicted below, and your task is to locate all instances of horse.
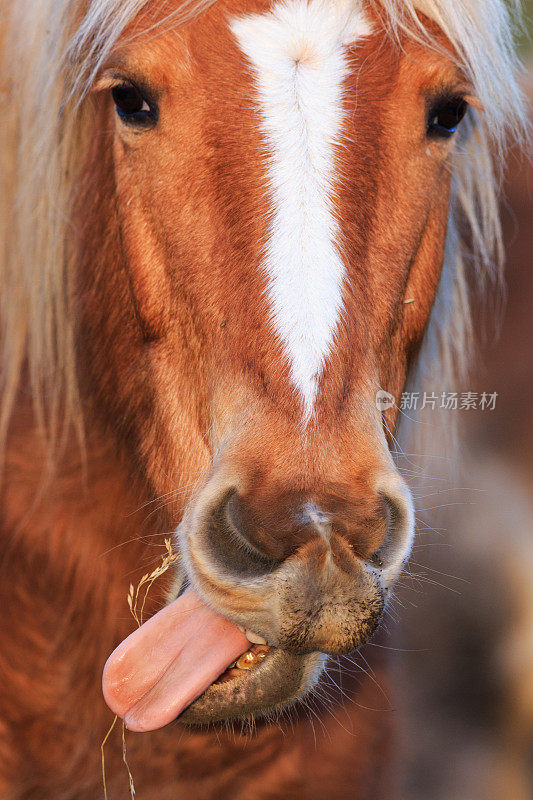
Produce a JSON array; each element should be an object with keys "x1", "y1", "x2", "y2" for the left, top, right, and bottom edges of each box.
[{"x1": 0, "y1": 0, "x2": 526, "y2": 797}]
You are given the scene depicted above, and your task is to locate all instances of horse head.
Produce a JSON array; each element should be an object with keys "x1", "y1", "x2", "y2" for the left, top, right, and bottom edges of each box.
[{"x1": 72, "y1": 0, "x2": 485, "y2": 726}]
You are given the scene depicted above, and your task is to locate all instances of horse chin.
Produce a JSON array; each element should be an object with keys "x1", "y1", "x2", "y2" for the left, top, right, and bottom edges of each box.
[{"x1": 179, "y1": 648, "x2": 327, "y2": 725}]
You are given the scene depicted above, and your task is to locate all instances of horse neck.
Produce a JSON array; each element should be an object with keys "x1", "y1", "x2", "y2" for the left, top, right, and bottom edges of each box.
[{"x1": 1, "y1": 397, "x2": 169, "y2": 649}]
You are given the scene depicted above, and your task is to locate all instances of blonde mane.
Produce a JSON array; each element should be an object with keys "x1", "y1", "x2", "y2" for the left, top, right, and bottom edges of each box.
[{"x1": 0, "y1": 0, "x2": 527, "y2": 458}]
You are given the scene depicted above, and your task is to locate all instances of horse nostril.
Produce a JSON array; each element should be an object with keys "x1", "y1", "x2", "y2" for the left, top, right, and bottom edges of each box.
[
  {"x1": 225, "y1": 491, "x2": 273, "y2": 560},
  {"x1": 226, "y1": 491, "x2": 325, "y2": 562},
  {"x1": 196, "y1": 476, "x2": 414, "y2": 590},
  {"x1": 371, "y1": 483, "x2": 414, "y2": 583}
]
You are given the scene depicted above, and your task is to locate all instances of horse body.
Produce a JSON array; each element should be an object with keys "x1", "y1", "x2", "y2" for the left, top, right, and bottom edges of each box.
[{"x1": 0, "y1": 0, "x2": 525, "y2": 797}]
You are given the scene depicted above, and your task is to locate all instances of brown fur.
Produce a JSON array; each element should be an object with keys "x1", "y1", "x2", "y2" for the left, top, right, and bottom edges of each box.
[
  {"x1": 0, "y1": 403, "x2": 395, "y2": 799},
  {"x1": 1, "y1": 0, "x2": 478, "y2": 796}
]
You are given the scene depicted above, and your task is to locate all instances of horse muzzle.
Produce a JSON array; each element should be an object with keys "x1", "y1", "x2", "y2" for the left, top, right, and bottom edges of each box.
[
  {"x1": 179, "y1": 466, "x2": 413, "y2": 650},
  {"x1": 103, "y1": 461, "x2": 413, "y2": 729}
]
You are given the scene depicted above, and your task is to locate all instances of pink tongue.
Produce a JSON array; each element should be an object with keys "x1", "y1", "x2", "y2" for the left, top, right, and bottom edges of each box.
[{"x1": 102, "y1": 588, "x2": 248, "y2": 732}]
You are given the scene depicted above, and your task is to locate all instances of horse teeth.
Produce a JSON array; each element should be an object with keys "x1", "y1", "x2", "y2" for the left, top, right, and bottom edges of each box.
[
  {"x1": 236, "y1": 651, "x2": 256, "y2": 670},
  {"x1": 245, "y1": 629, "x2": 267, "y2": 645},
  {"x1": 234, "y1": 647, "x2": 269, "y2": 671}
]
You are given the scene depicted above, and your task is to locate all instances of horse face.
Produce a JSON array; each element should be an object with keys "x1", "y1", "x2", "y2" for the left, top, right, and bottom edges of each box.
[{"x1": 89, "y1": 0, "x2": 472, "y2": 724}]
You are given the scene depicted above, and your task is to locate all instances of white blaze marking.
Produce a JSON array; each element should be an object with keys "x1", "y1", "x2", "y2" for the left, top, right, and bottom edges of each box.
[{"x1": 231, "y1": 0, "x2": 371, "y2": 422}]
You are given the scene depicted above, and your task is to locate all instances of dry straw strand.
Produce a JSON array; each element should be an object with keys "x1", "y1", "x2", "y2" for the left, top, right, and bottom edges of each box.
[
  {"x1": 122, "y1": 721, "x2": 136, "y2": 800},
  {"x1": 101, "y1": 538, "x2": 179, "y2": 798},
  {"x1": 101, "y1": 714, "x2": 118, "y2": 800}
]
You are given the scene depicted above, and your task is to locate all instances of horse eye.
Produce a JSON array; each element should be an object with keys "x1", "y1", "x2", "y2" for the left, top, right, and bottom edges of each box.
[
  {"x1": 111, "y1": 83, "x2": 156, "y2": 127},
  {"x1": 427, "y1": 97, "x2": 468, "y2": 139}
]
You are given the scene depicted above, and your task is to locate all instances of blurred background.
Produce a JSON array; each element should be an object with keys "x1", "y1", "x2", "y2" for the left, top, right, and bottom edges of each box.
[{"x1": 393, "y1": 7, "x2": 533, "y2": 798}]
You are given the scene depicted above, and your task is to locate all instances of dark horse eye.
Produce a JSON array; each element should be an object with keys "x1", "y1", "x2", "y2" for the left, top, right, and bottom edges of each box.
[
  {"x1": 111, "y1": 83, "x2": 157, "y2": 127},
  {"x1": 427, "y1": 97, "x2": 468, "y2": 138}
]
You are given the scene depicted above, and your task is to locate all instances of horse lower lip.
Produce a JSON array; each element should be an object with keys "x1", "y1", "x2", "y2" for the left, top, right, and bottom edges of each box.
[{"x1": 180, "y1": 647, "x2": 327, "y2": 726}]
